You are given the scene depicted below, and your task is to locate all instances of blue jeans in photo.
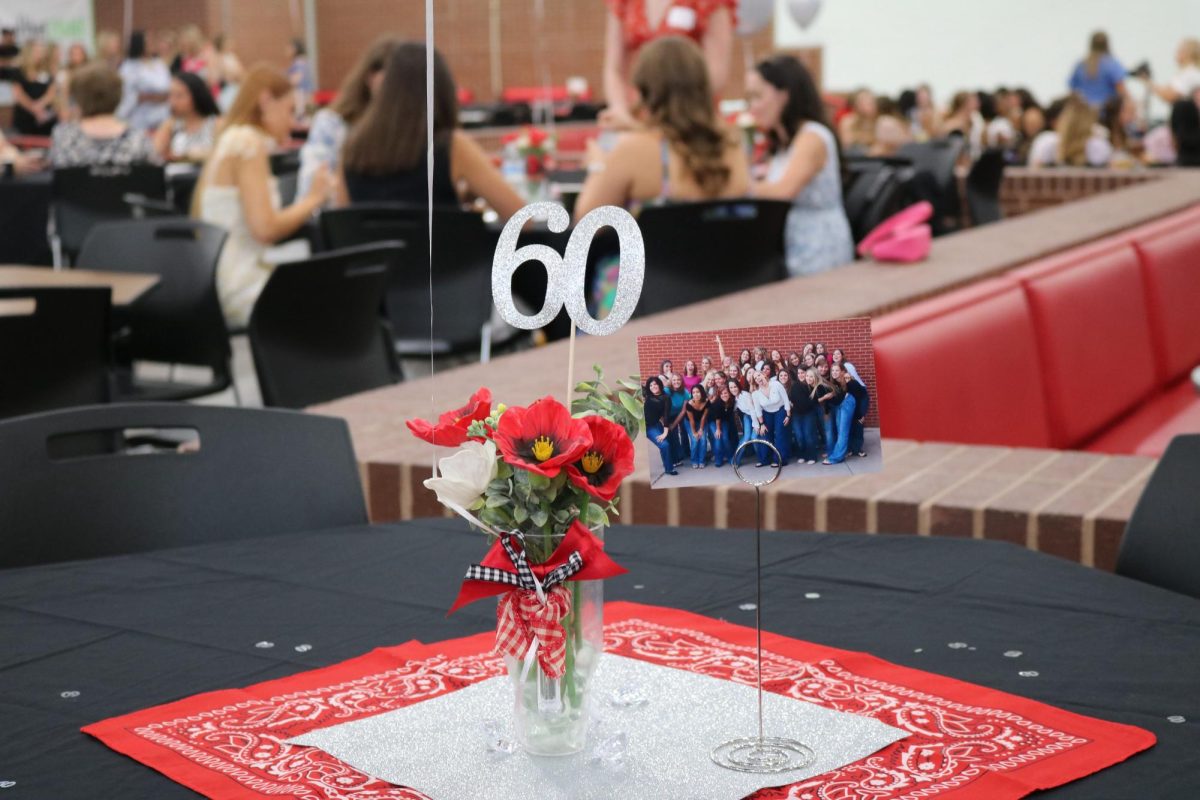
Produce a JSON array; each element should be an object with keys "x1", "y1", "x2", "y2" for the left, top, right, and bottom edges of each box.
[
  {"x1": 755, "y1": 408, "x2": 789, "y2": 466},
  {"x1": 733, "y1": 413, "x2": 756, "y2": 466},
  {"x1": 686, "y1": 425, "x2": 707, "y2": 466},
  {"x1": 822, "y1": 411, "x2": 835, "y2": 457},
  {"x1": 706, "y1": 420, "x2": 727, "y2": 466},
  {"x1": 670, "y1": 422, "x2": 687, "y2": 464},
  {"x1": 646, "y1": 424, "x2": 675, "y2": 474},
  {"x1": 790, "y1": 411, "x2": 820, "y2": 463},
  {"x1": 827, "y1": 394, "x2": 857, "y2": 464},
  {"x1": 849, "y1": 394, "x2": 870, "y2": 455}
]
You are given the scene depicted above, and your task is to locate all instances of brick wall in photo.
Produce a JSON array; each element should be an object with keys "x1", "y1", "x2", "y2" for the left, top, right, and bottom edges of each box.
[{"x1": 636, "y1": 318, "x2": 879, "y2": 426}]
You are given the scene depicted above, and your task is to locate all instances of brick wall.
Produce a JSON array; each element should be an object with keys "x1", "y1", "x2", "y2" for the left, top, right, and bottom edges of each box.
[
  {"x1": 636, "y1": 318, "x2": 879, "y2": 426},
  {"x1": 956, "y1": 167, "x2": 1163, "y2": 224}
]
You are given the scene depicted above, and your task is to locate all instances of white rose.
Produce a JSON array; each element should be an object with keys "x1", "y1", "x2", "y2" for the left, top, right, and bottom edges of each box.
[{"x1": 423, "y1": 440, "x2": 498, "y2": 516}]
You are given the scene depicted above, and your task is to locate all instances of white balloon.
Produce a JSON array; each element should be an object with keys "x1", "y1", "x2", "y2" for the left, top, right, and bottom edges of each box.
[
  {"x1": 737, "y1": 0, "x2": 775, "y2": 36},
  {"x1": 786, "y1": 0, "x2": 823, "y2": 30}
]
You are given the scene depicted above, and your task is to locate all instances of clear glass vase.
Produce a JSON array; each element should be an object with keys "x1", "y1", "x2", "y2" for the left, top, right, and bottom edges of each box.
[{"x1": 505, "y1": 527, "x2": 604, "y2": 756}]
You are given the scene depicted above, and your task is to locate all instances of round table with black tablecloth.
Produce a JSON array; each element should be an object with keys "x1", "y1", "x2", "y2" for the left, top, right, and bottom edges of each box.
[{"x1": 2, "y1": 520, "x2": 1197, "y2": 798}]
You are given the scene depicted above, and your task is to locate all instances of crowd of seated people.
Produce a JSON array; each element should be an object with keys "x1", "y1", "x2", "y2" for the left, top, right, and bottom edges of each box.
[
  {"x1": 1, "y1": 17, "x2": 1199, "y2": 333},
  {"x1": 643, "y1": 339, "x2": 873, "y2": 476}
]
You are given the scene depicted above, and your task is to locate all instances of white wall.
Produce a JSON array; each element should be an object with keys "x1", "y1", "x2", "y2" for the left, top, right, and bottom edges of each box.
[{"x1": 773, "y1": 0, "x2": 1200, "y2": 117}]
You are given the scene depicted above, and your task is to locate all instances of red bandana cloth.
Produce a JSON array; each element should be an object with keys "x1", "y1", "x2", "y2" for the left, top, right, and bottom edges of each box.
[{"x1": 84, "y1": 602, "x2": 1153, "y2": 799}]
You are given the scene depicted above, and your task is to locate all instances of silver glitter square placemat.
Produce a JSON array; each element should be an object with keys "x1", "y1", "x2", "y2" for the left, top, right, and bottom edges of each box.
[{"x1": 288, "y1": 654, "x2": 908, "y2": 798}]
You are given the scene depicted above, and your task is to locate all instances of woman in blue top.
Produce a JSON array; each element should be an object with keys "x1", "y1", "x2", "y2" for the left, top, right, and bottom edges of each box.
[
  {"x1": 747, "y1": 54, "x2": 853, "y2": 277},
  {"x1": 1069, "y1": 32, "x2": 1127, "y2": 109}
]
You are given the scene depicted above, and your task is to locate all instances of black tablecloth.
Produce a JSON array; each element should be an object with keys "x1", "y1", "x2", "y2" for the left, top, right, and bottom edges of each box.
[{"x1": 3, "y1": 521, "x2": 1198, "y2": 798}]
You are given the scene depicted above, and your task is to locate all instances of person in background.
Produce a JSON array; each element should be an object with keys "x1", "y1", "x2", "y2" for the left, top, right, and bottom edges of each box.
[
  {"x1": 813, "y1": 367, "x2": 838, "y2": 458},
  {"x1": 178, "y1": 26, "x2": 212, "y2": 84},
  {"x1": 939, "y1": 90, "x2": 976, "y2": 144},
  {"x1": 843, "y1": 362, "x2": 871, "y2": 458},
  {"x1": 157, "y1": 28, "x2": 181, "y2": 73},
  {"x1": 1, "y1": 129, "x2": 46, "y2": 177},
  {"x1": 152, "y1": 72, "x2": 220, "y2": 161},
  {"x1": 601, "y1": 0, "x2": 734, "y2": 131},
  {"x1": 211, "y1": 34, "x2": 245, "y2": 93},
  {"x1": 657, "y1": 359, "x2": 674, "y2": 386},
  {"x1": 1144, "y1": 38, "x2": 1200, "y2": 106},
  {"x1": 708, "y1": 385, "x2": 732, "y2": 467},
  {"x1": 298, "y1": 36, "x2": 398, "y2": 200},
  {"x1": 1170, "y1": 98, "x2": 1200, "y2": 167},
  {"x1": 666, "y1": 372, "x2": 689, "y2": 465},
  {"x1": 95, "y1": 30, "x2": 123, "y2": 70},
  {"x1": 0, "y1": 29, "x2": 19, "y2": 119},
  {"x1": 58, "y1": 43, "x2": 90, "y2": 119},
  {"x1": 1029, "y1": 94, "x2": 1111, "y2": 168},
  {"x1": 681, "y1": 360, "x2": 701, "y2": 391},
  {"x1": 193, "y1": 66, "x2": 336, "y2": 327},
  {"x1": 642, "y1": 377, "x2": 679, "y2": 477},
  {"x1": 683, "y1": 385, "x2": 710, "y2": 469},
  {"x1": 1013, "y1": 101, "x2": 1047, "y2": 165},
  {"x1": 337, "y1": 42, "x2": 524, "y2": 221},
  {"x1": 1102, "y1": 94, "x2": 1140, "y2": 165},
  {"x1": 12, "y1": 39, "x2": 58, "y2": 136},
  {"x1": 872, "y1": 104, "x2": 913, "y2": 156},
  {"x1": 729, "y1": 381, "x2": 756, "y2": 466},
  {"x1": 789, "y1": 368, "x2": 820, "y2": 465},
  {"x1": 837, "y1": 88, "x2": 877, "y2": 153},
  {"x1": 1069, "y1": 31, "x2": 1126, "y2": 109},
  {"x1": 286, "y1": 38, "x2": 314, "y2": 118},
  {"x1": 578, "y1": 36, "x2": 748, "y2": 216},
  {"x1": 118, "y1": 31, "x2": 171, "y2": 132},
  {"x1": 49, "y1": 63, "x2": 156, "y2": 167},
  {"x1": 982, "y1": 91, "x2": 1016, "y2": 149},
  {"x1": 824, "y1": 363, "x2": 857, "y2": 465},
  {"x1": 751, "y1": 371, "x2": 790, "y2": 468}
]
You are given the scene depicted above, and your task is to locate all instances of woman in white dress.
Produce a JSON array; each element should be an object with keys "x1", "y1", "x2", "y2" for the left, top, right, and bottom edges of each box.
[
  {"x1": 192, "y1": 66, "x2": 335, "y2": 327},
  {"x1": 746, "y1": 55, "x2": 854, "y2": 277}
]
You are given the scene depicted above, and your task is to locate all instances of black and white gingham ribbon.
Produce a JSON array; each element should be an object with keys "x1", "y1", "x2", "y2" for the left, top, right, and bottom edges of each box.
[{"x1": 464, "y1": 532, "x2": 583, "y2": 592}]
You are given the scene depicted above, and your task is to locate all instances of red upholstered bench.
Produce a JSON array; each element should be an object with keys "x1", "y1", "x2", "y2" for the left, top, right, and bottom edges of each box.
[{"x1": 874, "y1": 205, "x2": 1200, "y2": 456}]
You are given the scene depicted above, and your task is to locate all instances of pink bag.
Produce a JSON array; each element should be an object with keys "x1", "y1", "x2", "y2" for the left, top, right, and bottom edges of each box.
[{"x1": 858, "y1": 201, "x2": 933, "y2": 263}]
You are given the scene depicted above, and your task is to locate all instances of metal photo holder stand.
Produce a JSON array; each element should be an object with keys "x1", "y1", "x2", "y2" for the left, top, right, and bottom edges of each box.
[{"x1": 711, "y1": 439, "x2": 816, "y2": 773}]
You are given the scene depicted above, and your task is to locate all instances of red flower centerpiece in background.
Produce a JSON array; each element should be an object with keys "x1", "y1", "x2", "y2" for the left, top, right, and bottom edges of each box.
[
  {"x1": 405, "y1": 387, "x2": 491, "y2": 447},
  {"x1": 493, "y1": 396, "x2": 591, "y2": 478},
  {"x1": 567, "y1": 415, "x2": 635, "y2": 503}
]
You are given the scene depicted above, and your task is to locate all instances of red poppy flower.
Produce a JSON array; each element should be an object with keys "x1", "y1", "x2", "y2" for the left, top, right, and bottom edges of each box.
[
  {"x1": 566, "y1": 415, "x2": 634, "y2": 502},
  {"x1": 493, "y1": 396, "x2": 591, "y2": 478},
  {"x1": 406, "y1": 387, "x2": 492, "y2": 447}
]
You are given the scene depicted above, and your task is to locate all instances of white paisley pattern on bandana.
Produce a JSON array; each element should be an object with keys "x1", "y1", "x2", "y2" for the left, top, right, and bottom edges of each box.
[{"x1": 97, "y1": 613, "x2": 1109, "y2": 800}]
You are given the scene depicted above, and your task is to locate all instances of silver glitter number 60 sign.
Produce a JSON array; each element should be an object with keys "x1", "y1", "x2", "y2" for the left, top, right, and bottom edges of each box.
[{"x1": 491, "y1": 202, "x2": 645, "y2": 337}]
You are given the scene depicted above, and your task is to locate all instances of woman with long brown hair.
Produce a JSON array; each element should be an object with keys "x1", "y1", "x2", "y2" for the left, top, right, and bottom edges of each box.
[
  {"x1": 297, "y1": 36, "x2": 399, "y2": 199},
  {"x1": 575, "y1": 35, "x2": 748, "y2": 216},
  {"x1": 336, "y1": 42, "x2": 523, "y2": 220},
  {"x1": 194, "y1": 66, "x2": 336, "y2": 326},
  {"x1": 1068, "y1": 31, "x2": 1127, "y2": 108}
]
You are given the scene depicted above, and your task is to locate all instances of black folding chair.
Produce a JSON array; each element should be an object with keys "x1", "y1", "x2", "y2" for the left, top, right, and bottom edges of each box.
[
  {"x1": 965, "y1": 148, "x2": 1006, "y2": 226},
  {"x1": 248, "y1": 243, "x2": 403, "y2": 409},
  {"x1": 633, "y1": 199, "x2": 790, "y2": 317},
  {"x1": 76, "y1": 219, "x2": 233, "y2": 402},
  {"x1": 0, "y1": 403, "x2": 367, "y2": 567},
  {"x1": 0, "y1": 286, "x2": 111, "y2": 420},
  {"x1": 844, "y1": 164, "x2": 912, "y2": 245},
  {"x1": 50, "y1": 164, "x2": 168, "y2": 265},
  {"x1": 896, "y1": 138, "x2": 965, "y2": 234},
  {"x1": 1116, "y1": 435, "x2": 1200, "y2": 598},
  {"x1": 318, "y1": 205, "x2": 512, "y2": 360}
]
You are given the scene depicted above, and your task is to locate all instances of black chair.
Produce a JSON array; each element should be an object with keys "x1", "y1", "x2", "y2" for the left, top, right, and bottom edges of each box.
[
  {"x1": 50, "y1": 164, "x2": 168, "y2": 265},
  {"x1": 249, "y1": 243, "x2": 403, "y2": 408},
  {"x1": 896, "y1": 138, "x2": 965, "y2": 234},
  {"x1": 843, "y1": 164, "x2": 912, "y2": 245},
  {"x1": 1116, "y1": 435, "x2": 1200, "y2": 599},
  {"x1": 965, "y1": 148, "x2": 1006, "y2": 226},
  {"x1": 318, "y1": 205, "x2": 511, "y2": 360},
  {"x1": 0, "y1": 403, "x2": 367, "y2": 567},
  {"x1": 76, "y1": 219, "x2": 234, "y2": 402},
  {"x1": 632, "y1": 200, "x2": 790, "y2": 317},
  {"x1": 270, "y1": 151, "x2": 301, "y2": 206},
  {"x1": 0, "y1": 287, "x2": 111, "y2": 420}
]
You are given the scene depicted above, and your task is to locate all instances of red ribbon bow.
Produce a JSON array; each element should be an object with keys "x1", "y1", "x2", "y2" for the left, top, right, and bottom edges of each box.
[{"x1": 496, "y1": 584, "x2": 573, "y2": 677}]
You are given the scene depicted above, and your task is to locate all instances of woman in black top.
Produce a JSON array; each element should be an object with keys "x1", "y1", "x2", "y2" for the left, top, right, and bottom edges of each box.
[
  {"x1": 642, "y1": 377, "x2": 678, "y2": 477},
  {"x1": 336, "y1": 43, "x2": 523, "y2": 220},
  {"x1": 814, "y1": 370, "x2": 841, "y2": 458},
  {"x1": 683, "y1": 385, "x2": 709, "y2": 469},
  {"x1": 789, "y1": 368, "x2": 821, "y2": 464},
  {"x1": 12, "y1": 40, "x2": 57, "y2": 136},
  {"x1": 707, "y1": 386, "x2": 736, "y2": 467},
  {"x1": 843, "y1": 362, "x2": 871, "y2": 457}
]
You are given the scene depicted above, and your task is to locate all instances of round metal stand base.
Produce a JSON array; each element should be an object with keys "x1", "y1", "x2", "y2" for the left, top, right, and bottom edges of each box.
[{"x1": 711, "y1": 736, "x2": 815, "y2": 773}]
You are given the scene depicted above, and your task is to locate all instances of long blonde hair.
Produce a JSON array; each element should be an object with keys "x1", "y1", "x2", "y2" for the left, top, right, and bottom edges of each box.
[
  {"x1": 1180, "y1": 38, "x2": 1200, "y2": 68},
  {"x1": 632, "y1": 36, "x2": 734, "y2": 197},
  {"x1": 1057, "y1": 95, "x2": 1097, "y2": 166},
  {"x1": 18, "y1": 39, "x2": 52, "y2": 78}
]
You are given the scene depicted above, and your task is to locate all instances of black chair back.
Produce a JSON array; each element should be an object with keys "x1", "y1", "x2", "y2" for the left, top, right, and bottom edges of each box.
[
  {"x1": 0, "y1": 403, "x2": 367, "y2": 567},
  {"x1": 896, "y1": 138, "x2": 964, "y2": 233},
  {"x1": 51, "y1": 164, "x2": 168, "y2": 264},
  {"x1": 844, "y1": 165, "x2": 911, "y2": 244},
  {"x1": 966, "y1": 148, "x2": 1006, "y2": 226},
  {"x1": 1117, "y1": 435, "x2": 1200, "y2": 598},
  {"x1": 318, "y1": 205, "x2": 498, "y2": 354},
  {"x1": 0, "y1": 287, "x2": 111, "y2": 420},
  {"x1": 634, "y1": 199, "x2": 790, "y2": 317},
  {"x1": 76, "y1": 220, "x2": 232, "y2": 399},
  {"x1": 249, "y1": 243, "x2": 402, "y2": 408}
]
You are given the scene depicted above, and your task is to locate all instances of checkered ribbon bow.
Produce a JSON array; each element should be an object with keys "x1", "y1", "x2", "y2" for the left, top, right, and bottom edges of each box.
[{"x1": 464, "y1": 533, "x2": 584, "y2": 678}]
